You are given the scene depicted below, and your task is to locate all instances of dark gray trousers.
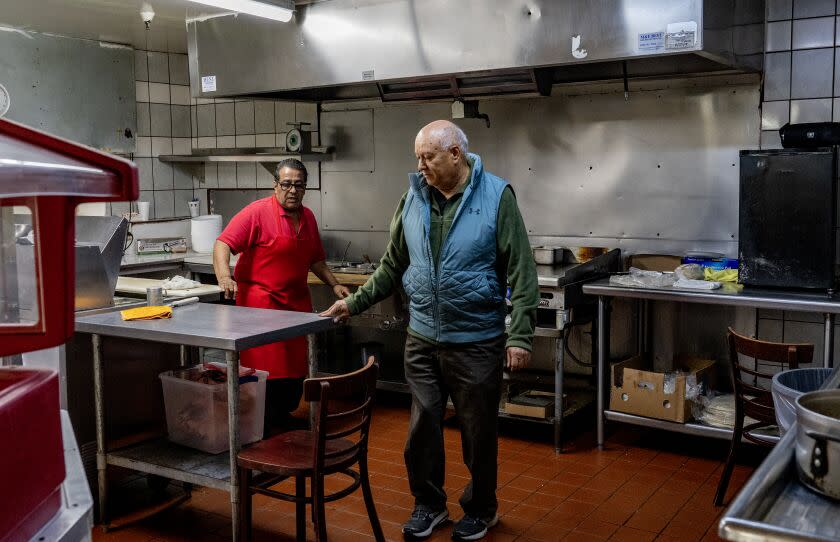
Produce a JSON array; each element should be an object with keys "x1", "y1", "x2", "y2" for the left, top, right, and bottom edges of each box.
[{"x1": 403, "y1": 333, "x2": 505, "y2": 518}]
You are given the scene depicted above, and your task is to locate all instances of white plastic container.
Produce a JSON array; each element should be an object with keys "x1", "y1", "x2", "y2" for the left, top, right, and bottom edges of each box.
[
  {"x1": 772, "y1": 368, "x2": 833, "y2": 436},
  {"x1": 159, "y1": 365, "x2": 268, "y2": 454},
  {"x1": 190, "y1": 214, "x2": 222, "y2": 253}
]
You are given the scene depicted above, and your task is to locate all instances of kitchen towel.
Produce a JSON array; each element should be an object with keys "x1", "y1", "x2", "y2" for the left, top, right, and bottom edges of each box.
[{"x1": 120, "y1": 306, "x2": 173, "y2": 321}]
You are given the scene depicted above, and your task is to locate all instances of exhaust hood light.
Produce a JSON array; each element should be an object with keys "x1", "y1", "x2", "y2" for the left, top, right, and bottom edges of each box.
[{"x1": 185, "y1": 0, "x2": 294, "y2": 22}]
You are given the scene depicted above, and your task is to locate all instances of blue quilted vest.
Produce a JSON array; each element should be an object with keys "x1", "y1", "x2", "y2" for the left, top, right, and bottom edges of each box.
[{"x1": 401, "y1": 153, "x2": 508, "y2": 343}]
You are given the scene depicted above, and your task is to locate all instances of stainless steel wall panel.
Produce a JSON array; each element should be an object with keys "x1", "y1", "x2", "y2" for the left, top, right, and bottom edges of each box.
[
  {"x1": 321, "y1": 110, "x2": 375, "y2": 173},
  {"x1": 316, "y1": 83, "x2": 757, "y2": 256},
  {"x1": 0, "y1": 31, "x2": 136, "y2": 153}
]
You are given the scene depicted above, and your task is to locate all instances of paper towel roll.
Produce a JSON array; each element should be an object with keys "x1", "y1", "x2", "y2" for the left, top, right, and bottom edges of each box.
[{"x1": 191, "y1": 214, "x2": 223, "y2": 253}]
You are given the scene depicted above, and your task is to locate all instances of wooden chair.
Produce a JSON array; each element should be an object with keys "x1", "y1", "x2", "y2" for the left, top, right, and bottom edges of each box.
[
  {"x1": 236, "y1": 356, "x2": 384, "y2": 541},
  {"x1": 714, "y1": 327, "x2": 813, "y2": 506}
]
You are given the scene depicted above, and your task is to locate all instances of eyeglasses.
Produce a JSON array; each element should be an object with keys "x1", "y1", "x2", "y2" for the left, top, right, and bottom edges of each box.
[{"x1": 276, "y1": 181, "x2": 307, "y2": 192}]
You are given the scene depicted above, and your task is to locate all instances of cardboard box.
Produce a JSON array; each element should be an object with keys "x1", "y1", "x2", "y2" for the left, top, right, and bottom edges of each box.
[
  {"x1": 610, "y1": 355, "x2": 715, "y2": 423},
  {"x1": 504, "y1": 390, "x2": 554, "y2": 419},
  {"x1": 626, "y1": 254, "x2": 682, "y2": 272}
]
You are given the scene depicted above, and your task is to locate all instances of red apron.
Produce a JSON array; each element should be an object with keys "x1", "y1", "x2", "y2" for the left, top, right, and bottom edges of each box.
[{"x1": 234, "y1": 198, "x2": 314, "y2": 379}]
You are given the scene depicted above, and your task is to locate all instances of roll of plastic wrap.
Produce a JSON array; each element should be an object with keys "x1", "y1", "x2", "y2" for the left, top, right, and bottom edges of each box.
[{"x1": 191, "y1": 214, "x2": 222, "y2": 253}]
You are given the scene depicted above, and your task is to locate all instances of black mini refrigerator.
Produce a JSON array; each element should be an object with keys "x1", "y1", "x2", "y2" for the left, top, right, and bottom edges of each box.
[{"x1": 738, "y1": 148, "x2": 838, "y2": 291}]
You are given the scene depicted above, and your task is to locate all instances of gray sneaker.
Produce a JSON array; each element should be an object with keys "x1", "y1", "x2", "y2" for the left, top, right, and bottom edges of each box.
[
  {"x1": 402, "y1": 505, "x2": 449, "y2": 540},
  {"x1": 451, "y1": 514, "x2": 499, "y2": 541}
]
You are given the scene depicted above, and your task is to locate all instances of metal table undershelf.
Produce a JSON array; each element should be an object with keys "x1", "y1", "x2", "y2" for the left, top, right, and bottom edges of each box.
[
  {"x1": 582, "y1": 278, "x2": 840, "y2": 448},
  {"x1": 75, "y1": 303, "x2": 334, "y2": 541},
  {"x1": 719, "y1": 368, "x2": 840, "y2": 541}
]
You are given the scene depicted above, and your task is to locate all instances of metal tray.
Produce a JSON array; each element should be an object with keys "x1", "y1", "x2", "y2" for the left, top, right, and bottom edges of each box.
[{"x1": 720, "y1": 369, "x2": 840, "y2": 542}]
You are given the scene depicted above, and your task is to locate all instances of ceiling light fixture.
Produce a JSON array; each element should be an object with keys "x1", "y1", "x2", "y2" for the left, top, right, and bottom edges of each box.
[{"x1": 185, "y1": 0, "x2": 294, "y2": 22}]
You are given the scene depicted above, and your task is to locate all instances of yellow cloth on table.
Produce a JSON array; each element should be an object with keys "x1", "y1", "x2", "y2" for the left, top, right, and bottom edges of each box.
[
  {"x1": 120, "y1": 306, "x2": 172, "y2": 321},
  {"x1": 704, "y1": 268, "x2": 738, "y2": 283}
]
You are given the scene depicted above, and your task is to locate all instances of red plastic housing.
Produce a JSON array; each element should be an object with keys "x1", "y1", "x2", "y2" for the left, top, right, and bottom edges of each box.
[
  {"x1": 0, "y1": 369, "x2": 63, "y2": 542},
  {"x1": 0, "y1": 118, "x2": 138, "y2": 356}
]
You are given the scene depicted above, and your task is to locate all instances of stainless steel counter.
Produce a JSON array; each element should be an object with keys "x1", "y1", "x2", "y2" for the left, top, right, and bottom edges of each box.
[
  {"x1": 583, "y1": 280, "x2": 840, "y2": 314},
  {"x1": 75, "y1": 302, "x2": 333, "y2": 351},
  {"x1": 719, "y1": 368, "x2": 840, "y2": 542},
  {"x1": 582, "y1": 278, "x2": 840, "y2": 449}
]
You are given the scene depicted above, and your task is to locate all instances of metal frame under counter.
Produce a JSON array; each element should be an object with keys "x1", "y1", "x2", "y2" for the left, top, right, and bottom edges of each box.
[
  {"x1": 74, "y1": 303, "x2": 334, "y2": 540},
  {"x1": 582, "y1": 279, "x2": 840, "y2": 449},
  {"x1": 719, "y1": 368, "x2": 840, "y2": 541}
]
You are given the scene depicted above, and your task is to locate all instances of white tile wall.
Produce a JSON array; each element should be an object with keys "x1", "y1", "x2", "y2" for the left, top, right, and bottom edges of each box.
[
  {"x1": 124, "y1": 49, "x2": 322, "y2": 221},
  {"x1": 760, "y1": 4, "x2": 840, "y2": 147}
]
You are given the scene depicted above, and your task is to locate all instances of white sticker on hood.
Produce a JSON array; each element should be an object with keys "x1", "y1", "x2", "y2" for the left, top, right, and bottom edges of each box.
[
  {"x1": 666, "y1": 21, "x2": 697, "y2": 49},
  {"x1": 571, "y1": 35, "x2": 588, "y2": 59},
  {"x1": 201, "y1": 75, "x2": 217, "y2": 93}
]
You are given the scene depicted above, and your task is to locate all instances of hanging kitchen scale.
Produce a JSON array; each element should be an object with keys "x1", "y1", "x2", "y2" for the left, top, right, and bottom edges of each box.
[{"x1": 285, "y1": 122, "x2": 312, "y2": 153}]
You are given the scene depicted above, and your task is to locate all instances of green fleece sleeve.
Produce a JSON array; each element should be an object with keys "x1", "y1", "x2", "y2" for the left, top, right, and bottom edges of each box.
[
  {"x1": 345, "y1": 193, "x2": 410, "y2": 315},
  {"x1": 497, "y1": 187, "x2": 538, "y2": 351}
]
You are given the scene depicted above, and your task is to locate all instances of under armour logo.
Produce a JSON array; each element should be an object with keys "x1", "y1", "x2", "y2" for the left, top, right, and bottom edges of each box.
[{"x1": 467, "y1": 207, "x2": 481, "y2": 215}]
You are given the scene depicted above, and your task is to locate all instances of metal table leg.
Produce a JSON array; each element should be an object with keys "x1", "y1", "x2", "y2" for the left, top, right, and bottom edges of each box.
[
  {"x1": 226, "y1": 350, "x2": 241, "y2": 542},
  {"x1": 92, "y1": 333, "x2": 108, "y2": 529},
  {"x1": 596, "y1": 297, "x2": 608, "y2": 449},
  {"x1": 308, "y1": 333, "x2": 317, "y2": 428},
  {"x1": 554, "y1": 330, "x2": 565, "y2": 454},
  {"x1": 824, "y1": 313, "x2": 835, "y2": 369}
]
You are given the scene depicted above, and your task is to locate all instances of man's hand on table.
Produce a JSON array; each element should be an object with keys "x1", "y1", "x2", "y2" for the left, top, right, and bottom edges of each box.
[
  {"x1": 219, "y1": 277, "x2": 237, "y2": 299},
  {"x1": 333, "y1": 285, "x2": 351, "y2": 299},
  {"x1": 506, "y1": 347, "x2": 531, "y2": 371},
  {"x1": 321, "y1": 300, "x2": 351, "y2": 323}
]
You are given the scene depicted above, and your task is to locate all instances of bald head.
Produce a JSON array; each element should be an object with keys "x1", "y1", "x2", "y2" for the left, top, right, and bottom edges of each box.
[
  {"x1": 415, "y1": 120, "x2": 471, "y2": 194},
  {"x1": 416, "y1": 120, "x2": 469, "y2": 155}
]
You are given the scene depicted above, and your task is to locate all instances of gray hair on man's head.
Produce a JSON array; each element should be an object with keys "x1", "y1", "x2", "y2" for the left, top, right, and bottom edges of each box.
[{"x1": 420, "y1": 121, "x2": 469, "y2": 154}]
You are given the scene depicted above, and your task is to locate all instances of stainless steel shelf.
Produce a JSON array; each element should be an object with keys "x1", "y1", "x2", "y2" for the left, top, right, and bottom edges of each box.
[
  {"x1": 605, "y1": 410, "x2": 780, "y2": 443},
  {"x1": 107, "y1": 439, "x2": 231, "y2": 491},
  {"x1": 158, "y1": 147, "x2": 334, "y2": 163}
]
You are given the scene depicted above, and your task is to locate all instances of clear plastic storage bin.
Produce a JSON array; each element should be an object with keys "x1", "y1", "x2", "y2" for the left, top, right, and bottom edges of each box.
[{"x1": 160, "y1": 365, "x2": 268, "y2": 454}]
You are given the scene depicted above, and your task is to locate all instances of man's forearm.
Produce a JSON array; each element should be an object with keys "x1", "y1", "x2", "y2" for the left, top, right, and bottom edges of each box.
[
  {"x1": 213, "y1": 240, "x2": 233, "y2": 280},
  {"x1": 310, "y1": 260, "x2": 339, "y2": 287}
]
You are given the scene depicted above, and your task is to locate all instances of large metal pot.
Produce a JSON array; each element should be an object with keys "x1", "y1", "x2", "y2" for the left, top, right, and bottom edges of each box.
[
  {"x1": 795, "y1": 389, "x2": 840, "y2": 500},
  {"x1": 532, "y1": 246, "x2": 565, "y2": 265}
]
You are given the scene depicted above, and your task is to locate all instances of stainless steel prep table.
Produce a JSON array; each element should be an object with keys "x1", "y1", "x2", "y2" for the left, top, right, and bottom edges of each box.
[
  {"x1": 75, "y1": 303, "x2": 334, "y2": 540},
  {"x1": 719, "y1": 367, "x2": 840, "y2": 541},
  {"x1": 581, "y1": 278, "x2": 840, "y2": 448}
]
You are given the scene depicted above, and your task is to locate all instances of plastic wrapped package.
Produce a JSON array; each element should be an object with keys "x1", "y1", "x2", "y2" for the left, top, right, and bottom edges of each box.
[
  {"x1": 609, "y1": 267, "x2": 676, "y2": 288},
  {"x1": 675, "y1": 263, "x2": 705, "y2": 280}
]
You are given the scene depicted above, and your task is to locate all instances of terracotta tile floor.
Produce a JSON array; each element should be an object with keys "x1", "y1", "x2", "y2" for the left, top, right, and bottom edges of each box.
[{"x1": 92, "y1": 397, "x2": 761, "y2": 542}]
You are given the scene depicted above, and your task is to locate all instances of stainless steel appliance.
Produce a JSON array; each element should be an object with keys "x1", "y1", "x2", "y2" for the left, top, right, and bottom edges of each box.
[
  {"x1": 14, "y1": 214, "x2": 128, "y2": 311},
  {"x1": 738, "y1": 149, "x2": 838, "y2": 291},
  {"x1": 188, "y1": 0, "x2": 763, "y2": 102}
]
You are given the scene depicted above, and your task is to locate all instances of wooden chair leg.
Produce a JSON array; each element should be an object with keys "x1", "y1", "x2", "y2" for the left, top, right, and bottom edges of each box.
[
  {"x1": 312, "y1": 473, "x2": 327, "y2": 542},
  {"x1": 715, "y1": 421, "x2": 742, "y2": 506},
  {"x1": 295, "y1": 475, "x2": 306, "y2": 542},
  {"x1": 238, "y1": 467, "x2": 252, "y2": 542},
  {"x1": 359, "y1": 457, "x2": 385, "y2": 542}
]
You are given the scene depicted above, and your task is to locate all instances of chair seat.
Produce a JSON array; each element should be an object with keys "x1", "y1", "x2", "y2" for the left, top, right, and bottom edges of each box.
[{"x1": 237, "y1": 430, "x2": 356, "y2": 475}]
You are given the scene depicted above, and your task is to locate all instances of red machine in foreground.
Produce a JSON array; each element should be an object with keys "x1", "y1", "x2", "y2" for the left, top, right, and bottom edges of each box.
[{"x1": 0, "y1": 118, "x2": 137, "y2": 542}]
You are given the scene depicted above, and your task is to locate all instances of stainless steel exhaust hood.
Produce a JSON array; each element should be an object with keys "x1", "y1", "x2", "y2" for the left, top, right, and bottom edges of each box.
[{"x1": 188, "y1": 0, "x2": 764, "y2": 102}]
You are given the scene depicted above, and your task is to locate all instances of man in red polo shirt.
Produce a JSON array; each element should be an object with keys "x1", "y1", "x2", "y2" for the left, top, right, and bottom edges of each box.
[{"x1": 213, "y1": 158, "x2": 349, "y2": 435}]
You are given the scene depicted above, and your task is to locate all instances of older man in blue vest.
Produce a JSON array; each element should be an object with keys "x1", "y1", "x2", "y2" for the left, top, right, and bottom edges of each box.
[{"x1": 322, "y1": 120, "x2": 538, "y2": 541}]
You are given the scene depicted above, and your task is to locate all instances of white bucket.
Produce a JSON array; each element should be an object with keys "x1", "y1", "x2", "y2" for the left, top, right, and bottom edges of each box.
[{"x1": 191, "y1": 214, "x2": 223, "y2": 253}]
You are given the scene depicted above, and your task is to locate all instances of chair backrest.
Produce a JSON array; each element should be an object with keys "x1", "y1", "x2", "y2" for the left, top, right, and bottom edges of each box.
[
  {"x1": 304, "y1": 356, "x2": 379, "y2": 472},
  {"x1": 727, "y1": 327, "x2": 813, "y2": 424}
]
